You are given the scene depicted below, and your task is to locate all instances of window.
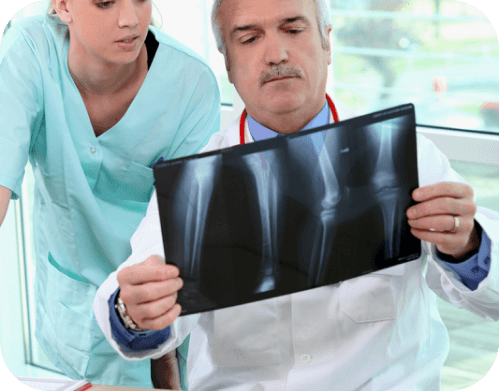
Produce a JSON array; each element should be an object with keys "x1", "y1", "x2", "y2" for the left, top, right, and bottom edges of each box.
[{"x1": 328, "y1": 0, "x2": 499, "y2": 133}]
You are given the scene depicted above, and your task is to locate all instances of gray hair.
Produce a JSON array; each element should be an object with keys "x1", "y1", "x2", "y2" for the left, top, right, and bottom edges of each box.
[{"x1": 211, "y1": 0, "x2": 332, "y2": 57}]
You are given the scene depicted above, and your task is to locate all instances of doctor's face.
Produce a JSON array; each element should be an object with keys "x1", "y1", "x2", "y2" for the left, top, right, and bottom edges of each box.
[
  {"x1": 57, "y1": 0, "x2": 152, "y2": 65},
  {"x1": 219, "y1": 0, "x2": 331, "y2": 125}
]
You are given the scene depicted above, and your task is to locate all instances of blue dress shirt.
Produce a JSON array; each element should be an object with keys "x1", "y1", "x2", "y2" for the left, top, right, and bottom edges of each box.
[
  {"x1": 437, "y1": 228, "x2": 491, "y2": 290},
  {"x1": 247, "y1": 101, "x2": 330, "y2": 141}
]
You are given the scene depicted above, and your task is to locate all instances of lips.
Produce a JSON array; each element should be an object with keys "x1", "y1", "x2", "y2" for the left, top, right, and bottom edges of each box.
[
  {"x1": 263, "y1": 76, "x2": 298, "y2": 86},
  {"x1": 266, "y1": 76, "x2": 295, "y2": 83},
  {"x1": 117, "y1": 36, "x2": 138, "y2": 43},
  {"x1": 115, "y1": 36, "x2": 140, "y2": 50}
]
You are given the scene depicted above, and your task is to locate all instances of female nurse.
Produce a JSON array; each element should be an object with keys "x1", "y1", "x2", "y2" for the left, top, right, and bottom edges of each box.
[{"x1": 0, "y1": 0, "x2": 220, "y2": 388}]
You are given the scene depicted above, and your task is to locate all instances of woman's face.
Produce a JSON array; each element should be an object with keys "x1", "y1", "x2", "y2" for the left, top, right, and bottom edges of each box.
[{"x1": 62, "y1": 0, "x2": 152, "y2": 66}]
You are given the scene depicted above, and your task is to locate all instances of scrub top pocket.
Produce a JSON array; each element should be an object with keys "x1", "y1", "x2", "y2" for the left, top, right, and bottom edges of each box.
[
  {"x1": 55, "y1": 302, "x2": 96, "y2": 375},
  {"x1": 38, "y1": 252, "x2": 98, "y2": 378},
  {"x1": 114, "y1": 161, "x2": 155, "y2": 202}
]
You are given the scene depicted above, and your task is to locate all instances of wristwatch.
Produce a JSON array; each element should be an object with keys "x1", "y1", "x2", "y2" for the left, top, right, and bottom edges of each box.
[{"x1": 115, "y1": 294, "x2": 143, "y2": 331}]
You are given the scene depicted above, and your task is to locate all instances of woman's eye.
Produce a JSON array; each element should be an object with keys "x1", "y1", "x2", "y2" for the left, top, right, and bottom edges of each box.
[{"x1": 97, "y1": 1, "x2": 114, "y2": 8}]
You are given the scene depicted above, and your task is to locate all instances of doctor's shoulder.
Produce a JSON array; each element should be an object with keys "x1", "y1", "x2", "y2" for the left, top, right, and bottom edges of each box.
[
  {"x1": 199, "y1": 121, "x2": 241, "y2": 154},
  {"x1": 333, "y1": 99, "x2": 358, "y2": 122}
]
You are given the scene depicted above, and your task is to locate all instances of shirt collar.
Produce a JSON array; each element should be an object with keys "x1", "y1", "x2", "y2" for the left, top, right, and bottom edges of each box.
[{"x1": 247, "y1": 102, "x2": 330, "y2": 142}]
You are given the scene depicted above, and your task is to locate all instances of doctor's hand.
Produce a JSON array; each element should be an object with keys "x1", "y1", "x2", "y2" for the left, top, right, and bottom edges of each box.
[
  {"x1": 406, "y1": 182, "x2": 480, "y2": 259},
  {"x1": 117, "y1": 255, "x2": 183, "y2": 330}
]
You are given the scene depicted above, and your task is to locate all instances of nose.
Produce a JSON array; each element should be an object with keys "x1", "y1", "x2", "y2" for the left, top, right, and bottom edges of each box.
[
  {"x1": 118, "y1": 0, "x2": 139, "y2": 28},
  {"x1": 264, "y1": 32, "x2": 289, "y2": 66}
]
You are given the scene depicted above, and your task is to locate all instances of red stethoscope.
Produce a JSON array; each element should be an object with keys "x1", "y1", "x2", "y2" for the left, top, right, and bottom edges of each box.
[{"x1": 239, "y1": 93, "x2": 339, "y2": 145}]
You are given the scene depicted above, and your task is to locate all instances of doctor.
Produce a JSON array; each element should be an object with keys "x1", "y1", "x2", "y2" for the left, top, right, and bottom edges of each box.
[
  {"x1": 95, "y1": 0, "x2": 499, "y2": 389},
  {"x1": 0, "y1": 0, "x2": 219, "y2": 388}
]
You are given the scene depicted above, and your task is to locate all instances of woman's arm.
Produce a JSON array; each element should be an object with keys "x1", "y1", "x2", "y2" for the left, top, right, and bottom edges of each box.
[{"x1": 0, "y1": 186, "x2": 12, "y2": 227}]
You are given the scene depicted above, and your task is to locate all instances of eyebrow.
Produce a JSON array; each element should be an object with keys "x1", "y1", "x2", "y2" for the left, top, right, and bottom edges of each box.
[
  {"x1": 231, "y1": 24, "x2": 259, "y2": 38},
  {"x1": 280, "y1": 16, "x2": 310, "y2": 26},
  {"x1": 230, "y1": 15, "x2": 310, "y2": 39}
]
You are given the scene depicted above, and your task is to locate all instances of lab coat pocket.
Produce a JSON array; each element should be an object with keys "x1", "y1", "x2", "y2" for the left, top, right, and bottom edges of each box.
[
  {"x1": 212, "y1": 300, "x2": 281, "y2": 367},
  {"x1": 114, "y1": 161, "x2": 155, "y2": 202},
  {"x1": 340, "y1": 264, "x2": 405, "y2": 323}
]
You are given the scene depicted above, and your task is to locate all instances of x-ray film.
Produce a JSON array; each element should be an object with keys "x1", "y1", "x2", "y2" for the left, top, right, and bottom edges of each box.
[{"x1": 154, "y1": 104, "x2": 421, "y2": 316}]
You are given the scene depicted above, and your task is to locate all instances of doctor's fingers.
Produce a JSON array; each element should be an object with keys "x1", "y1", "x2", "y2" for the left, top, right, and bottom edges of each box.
[
  {"x1": 141, "y1": 303, "x2": 182, "y2": 331},
  {"x1": 407, "y1": 214, "x2": 474, "y2": 233},
  {"x1": 406, "y1": 196, "x2": 476, "y2": 220},
  {"x1": 410, "y1": 227, "x2": 473, "y2": 256},
  {"x1": 412, "y1": 182, "x2": 474, "y2": 202},
  {"x1": 141, "y1": 303, "x2": 182, "y2": 330},
  {"x1": 117, "y1": 258, "x2": 180, "y2": 286},
  {"x1": 128, "y1": 293, "x2": 181, "y2": 330},
  {"x1": 120, "y1": 277, "x2": 183, "y2": 306}
]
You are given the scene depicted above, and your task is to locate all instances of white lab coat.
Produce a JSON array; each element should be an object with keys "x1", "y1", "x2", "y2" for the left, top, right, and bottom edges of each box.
[{"x1": 95, "y1": 101, "x2": 499, "y2": 391}]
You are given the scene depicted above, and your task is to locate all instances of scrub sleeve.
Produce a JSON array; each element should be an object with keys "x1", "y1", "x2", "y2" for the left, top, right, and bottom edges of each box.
[{"x1": 0, "y1": 14, "x2": 220, "y2": 388}]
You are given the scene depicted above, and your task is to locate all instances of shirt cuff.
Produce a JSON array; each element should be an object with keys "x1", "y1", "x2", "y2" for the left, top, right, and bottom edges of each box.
[
  {"x1": 436, "y1": 228, "x2": 492, "y2": 291},
  {"x1": 0, "y1": 173, "x2": 22, "y2": 200},
  {"x1": 108, "y1": 288, "x2": 171, "y2": 353}
]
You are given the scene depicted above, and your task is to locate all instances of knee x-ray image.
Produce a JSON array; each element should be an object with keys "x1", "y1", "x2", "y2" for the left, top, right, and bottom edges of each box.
[{"x1": 154, "y1": 104, "x2": 421, "y2": 315}]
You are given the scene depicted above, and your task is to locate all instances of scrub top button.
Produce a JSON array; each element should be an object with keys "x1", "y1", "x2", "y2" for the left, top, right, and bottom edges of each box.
[
  {"x1": 300, "y1": 354, "x2": 311, "y2": 364},
  {"x1": 90, "y1": 147, "x2": 97, "y2": 153}
]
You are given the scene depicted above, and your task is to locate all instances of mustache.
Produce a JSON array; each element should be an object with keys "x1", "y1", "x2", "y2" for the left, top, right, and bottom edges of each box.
[{"x1": 259, "y1": 66, "x2": 303, "y2": 87}]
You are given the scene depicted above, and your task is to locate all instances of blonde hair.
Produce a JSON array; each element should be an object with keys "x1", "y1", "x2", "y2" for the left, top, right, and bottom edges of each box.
[{"x1": 47, "y1": 1, "x2": 159, "y2": 27}]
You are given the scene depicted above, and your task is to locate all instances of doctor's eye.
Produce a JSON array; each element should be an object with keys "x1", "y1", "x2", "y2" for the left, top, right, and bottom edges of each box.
[{"x1": 241, "y1": 36, "x2": 258, "y2": 45}]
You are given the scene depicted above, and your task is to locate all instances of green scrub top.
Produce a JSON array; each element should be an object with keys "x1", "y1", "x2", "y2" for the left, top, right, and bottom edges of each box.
[{"x1": 0, "y1": 14, "x2": 220, "y2": 387}]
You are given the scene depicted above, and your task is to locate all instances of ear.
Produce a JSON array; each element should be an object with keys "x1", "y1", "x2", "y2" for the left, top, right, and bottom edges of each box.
[
  {"x1": 52, "y1": 0, "x2": 73, "y2": 24},
  {"x1": 223, "y1": 53, "x2": 234, "y2": 84},
  {"x1": 325, "y1": 26, "x2": 332, "y2": 66}
]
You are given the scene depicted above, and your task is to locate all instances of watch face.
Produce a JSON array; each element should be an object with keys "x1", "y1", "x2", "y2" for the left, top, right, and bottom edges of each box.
[{"x1": 154, "y1": 104, "x2": 420, "y2": 316}]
